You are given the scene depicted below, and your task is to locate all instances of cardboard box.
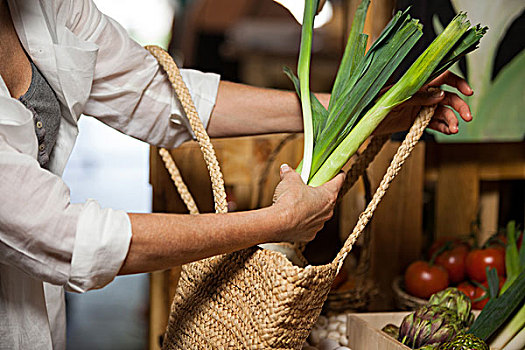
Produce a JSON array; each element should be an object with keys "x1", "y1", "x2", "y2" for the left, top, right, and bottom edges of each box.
[{"x1": 346, "y1": 312, "x2": 410, "y2": 350}]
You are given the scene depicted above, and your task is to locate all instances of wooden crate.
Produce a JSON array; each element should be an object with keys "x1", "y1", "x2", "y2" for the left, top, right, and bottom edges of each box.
[
  {"x1": 426, "y1": 142, "x2": 525, "y2": 243},
  {"x1": 346, "y1": 311, "x2": 500, "y2": 350}
]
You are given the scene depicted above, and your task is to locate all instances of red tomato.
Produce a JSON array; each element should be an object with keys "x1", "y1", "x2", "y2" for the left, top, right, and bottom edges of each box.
[
  {"x1": 465, "y1": 248, "x2": 505, "y2": 282},
  {"x1": 404, "y1": 261, "x2": 449, "y2": 299},
  {"x1": 472, "y1": 286, "x2": 489, "y2": 310},
  {"x1": 435, "y1": 245, "x2": 469, "y2": 284},
  {"x1": 457, "y1": 281, "x2": 476, "y2": 300},
  {"x1": 428, "y1": 237, "x2": 470, "y2": 260},
  {"x1": 472, "y1": 278, "x2": 506, "y2": 310}
]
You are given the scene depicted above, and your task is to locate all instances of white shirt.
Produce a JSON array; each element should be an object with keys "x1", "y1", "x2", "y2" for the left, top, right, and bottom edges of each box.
[{"x1": 0, "y1": 0, "x2": 220, "y2": 349}]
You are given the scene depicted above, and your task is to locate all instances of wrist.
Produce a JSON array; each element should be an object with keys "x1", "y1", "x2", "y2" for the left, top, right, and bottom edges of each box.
[{"x1": 262, "y1": 204, "x2": 294, "y2": 243}]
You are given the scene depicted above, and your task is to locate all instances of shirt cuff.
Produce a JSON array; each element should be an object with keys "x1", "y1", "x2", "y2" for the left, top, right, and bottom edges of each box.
[
  {"x1": 170, "y1": 69, "x2": 220, "y2": 138},
  {"x1": 66, "y1": 199, "x2": 132, "y2": 293}
]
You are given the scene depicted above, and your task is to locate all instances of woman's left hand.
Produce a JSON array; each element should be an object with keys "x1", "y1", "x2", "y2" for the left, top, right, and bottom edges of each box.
[{"x1": 375, "y1": 70, "x2": 473, "y2": 135}]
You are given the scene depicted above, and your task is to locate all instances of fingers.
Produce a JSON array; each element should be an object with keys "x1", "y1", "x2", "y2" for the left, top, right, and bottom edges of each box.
[
  {"x1": 429, "y1": 71, "x2": 473, "y2": 96},
  {"x1": 428, "y1": 106, "x2": 458, "y2": 134},
  {"x1": 406, "y1": 89, "x2": 472, "y2": 126},
  {"x1": 441, "y1": 91, "x2": 472, "y2": 122}
]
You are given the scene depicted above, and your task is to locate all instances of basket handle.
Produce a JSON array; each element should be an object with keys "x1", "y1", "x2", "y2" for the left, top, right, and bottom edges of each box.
[
  {"x1": 338, "y1": 134, "x2": 389, "y2": 201},
  {"x1": 146, "y1": 45, "x2": 228, "y2": 214},
  {"x1": 331, "y1": 105, "x2": 436, "y2": 272}
]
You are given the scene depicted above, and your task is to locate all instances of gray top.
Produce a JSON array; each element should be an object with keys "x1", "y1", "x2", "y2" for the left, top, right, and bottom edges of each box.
[{"x1": 19, "y1": 61, "x2": 62, "y2": 169}]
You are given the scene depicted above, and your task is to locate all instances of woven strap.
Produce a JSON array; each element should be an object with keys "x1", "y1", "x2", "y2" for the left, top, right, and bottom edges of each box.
[
  {"x1": 158, "y1": 148, "x2": 200, "y2": 215},
  {"x1": 146, "y1": 45, "x2": 436, "y2": 275},
  {"x1": 338, "y1": 134, "x2": 389, "y2": 200},
  {"x1": 145, "y1": 45, "x2": 228, "y2": 214},
  {"x1": 332, "y1": 105, "x2": 436, "y2": 271}
]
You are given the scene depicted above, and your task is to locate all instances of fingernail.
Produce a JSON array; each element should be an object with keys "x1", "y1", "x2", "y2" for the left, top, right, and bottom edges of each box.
[
  {"x1": 280, "y1": 163, "x2": 290, "y2": 172},
  {"x1": 432, "y1": 89, "x2": 444, "y2": 98}
]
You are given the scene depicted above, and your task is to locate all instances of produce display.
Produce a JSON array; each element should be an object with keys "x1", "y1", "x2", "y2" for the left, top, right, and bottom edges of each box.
[
  {"x1": 428, "y1": 288, "x2": 475, "y2": 328},
  {"x1": 390, "y1": 222, "x2": 525, "y2": 349},
  {"x1": 399, "y1": 305, "x2": 463, "y2": 348},
  {"x1": 289, "y1": 0, "x2": 486, "y2": 186},
  {"x1": 382, "y1": 287, "x2": 481, "y2": 349},
  {"x1": 403, "y1": 223, "x2": 523, "y2": 309}
]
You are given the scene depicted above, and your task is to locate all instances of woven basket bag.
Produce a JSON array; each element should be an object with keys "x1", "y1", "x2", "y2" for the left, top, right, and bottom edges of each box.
[{"x1": 145, "y1": 45, "x2": 436, "y2": 350}]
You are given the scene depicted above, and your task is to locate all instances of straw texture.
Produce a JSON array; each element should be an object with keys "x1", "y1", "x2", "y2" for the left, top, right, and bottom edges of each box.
[{"x1": 145, "y1": 45, "x2": 435, "y2": 349}]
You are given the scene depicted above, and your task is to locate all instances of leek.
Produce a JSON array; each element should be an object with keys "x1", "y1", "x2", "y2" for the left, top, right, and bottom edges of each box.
[
  {"x1": 501, "y1": 221, "x2": 523, "y2": 294},
  {"x1": 468, "y1": 269, "x2": 525, "y2": 341},
  {"x1": 288, "y1": 0, "x2": 486, "y2": 186},
  {"x1": 309, "y1": 13, "x2": 472, "y2": 186},
  {"x1": 490, "y1": 303, "x2": 525, "y2": 349},
  {"x1": 488, "y1": 222, "x2": 525, "y2": 348},
  {"x1": 297, "y1": 0, "x2": 318, "y2": 183},
  {"x1": 502, "y1": 326, "x2": 525, "y2": 350}
]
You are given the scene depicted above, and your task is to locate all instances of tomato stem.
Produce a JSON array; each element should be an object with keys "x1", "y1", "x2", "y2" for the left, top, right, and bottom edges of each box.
[{"x1": 429, "y1": 241, "x2": 452, "y2": 266}]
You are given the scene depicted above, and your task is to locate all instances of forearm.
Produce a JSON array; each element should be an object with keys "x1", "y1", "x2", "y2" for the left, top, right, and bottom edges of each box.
[
  {"x1": 207, "y1": 81, "x2": 329, "y2": 137},
  {"x1": 119, "y1": 207, "x2": 285, "y2": 274}
]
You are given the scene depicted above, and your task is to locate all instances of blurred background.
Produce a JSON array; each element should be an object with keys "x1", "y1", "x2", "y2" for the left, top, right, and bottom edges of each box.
[{"x1": 63, "y1": 0, "x2": 524, "y2": 349}]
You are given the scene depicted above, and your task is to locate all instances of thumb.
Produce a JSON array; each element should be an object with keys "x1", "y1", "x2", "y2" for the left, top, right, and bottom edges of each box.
[
  {"x1": 405, "y1": 87, "x2": 444, "y2": 107},
  {"x1": 280, "y1": 163, "x2": 302, "y2": 182},
  {"x1": 320, "y1": 171, "x2": 346, "y2": 193}
]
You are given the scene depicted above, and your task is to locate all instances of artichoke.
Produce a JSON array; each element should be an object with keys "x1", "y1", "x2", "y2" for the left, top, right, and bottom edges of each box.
[
  {"x1": 399, "y1": 305, "x2": 462, "y2": 349},
  {"x1": 382, "y1": 323, "x2": 400, "y2": 339},
  {"x1": 437, "y1": 332, "x2": 489, "y2": 350},
  {"x1": 428, "y1": 288, "x2": 475, "y2": 327}
]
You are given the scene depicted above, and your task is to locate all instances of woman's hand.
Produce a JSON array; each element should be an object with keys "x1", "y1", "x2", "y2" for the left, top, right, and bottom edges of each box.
[
  {"x1": 375, "y1": 71, "x2": 474, "y2": 135},
  {"x1": 271, "y1": 164, "x2": 345, "y2": 243}
]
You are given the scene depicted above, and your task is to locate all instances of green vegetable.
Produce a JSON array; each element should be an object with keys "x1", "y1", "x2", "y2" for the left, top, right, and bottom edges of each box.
[
  {"x1": 309, "y1": 9, "x2": 422, "y2": 181},
  {"x1": 399, "y1": 305, "x2": 462, "y2": 349},
  {"x1": 489, "y1": 304, "x2": 525, "y2": 349},
  {"x1": 485, "y1": 266, "x2": 500, "y2": 300},
  {"x1": 428, "y1": 288, "x2": 474, "y2": 327},
  {"x1": 296, "y1": 0, "x2": 319, "y2": 183},
  {"x1": 501, "y1": 326, "x2": 525, "y2": 350},
  {"x1": 289, "y1": 0, "x2": 486, "y2": 186},
  {"x1": 382, "y1": 323, "x2": 400, "y2": 339},
  {"x1": 468, "y1": 268, "x2": 525, "y2": 341},
  {"x1": 485, "y1": 222, "x2": 525, "y2": 348},
  {"x1": 437, "y1": 332, "x2": 488, "y2": 350},
  {"x1": 309, "y1": 13, "x2": 483, "y2": 186},
  {"x1": 501, "y1": 221, "x2": 524, "y2": 294}
]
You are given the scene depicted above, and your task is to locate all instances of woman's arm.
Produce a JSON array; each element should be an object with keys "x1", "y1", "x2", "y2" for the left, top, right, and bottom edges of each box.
[
  {"x1": 207, "y1": 71, "x2": 474, "y2": 138},
  {"x1": 119, "y1": 166, "x2": 345, "y2": 275},
  {"x1": 207, "y1": 81, "x2": 308, "y2": 137}
]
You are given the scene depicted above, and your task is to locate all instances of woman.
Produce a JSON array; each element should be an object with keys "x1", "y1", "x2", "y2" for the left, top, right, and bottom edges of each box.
[{"x1": 0, "y1": 0, "x2": 473, "y2": 349}]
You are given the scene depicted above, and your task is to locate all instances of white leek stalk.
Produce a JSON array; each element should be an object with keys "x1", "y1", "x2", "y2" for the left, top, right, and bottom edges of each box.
[{"x1": 491, "y1": 304, "x2": 525, "y2": 349}]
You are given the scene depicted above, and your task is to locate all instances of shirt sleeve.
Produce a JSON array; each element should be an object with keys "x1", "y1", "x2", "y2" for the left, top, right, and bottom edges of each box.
[
  {"x1": 65, "y1": 0, "x2": 220, "y2": 148},
  {"x1": 0, "y1": 110, "x2": 131, "y2": 293}
]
